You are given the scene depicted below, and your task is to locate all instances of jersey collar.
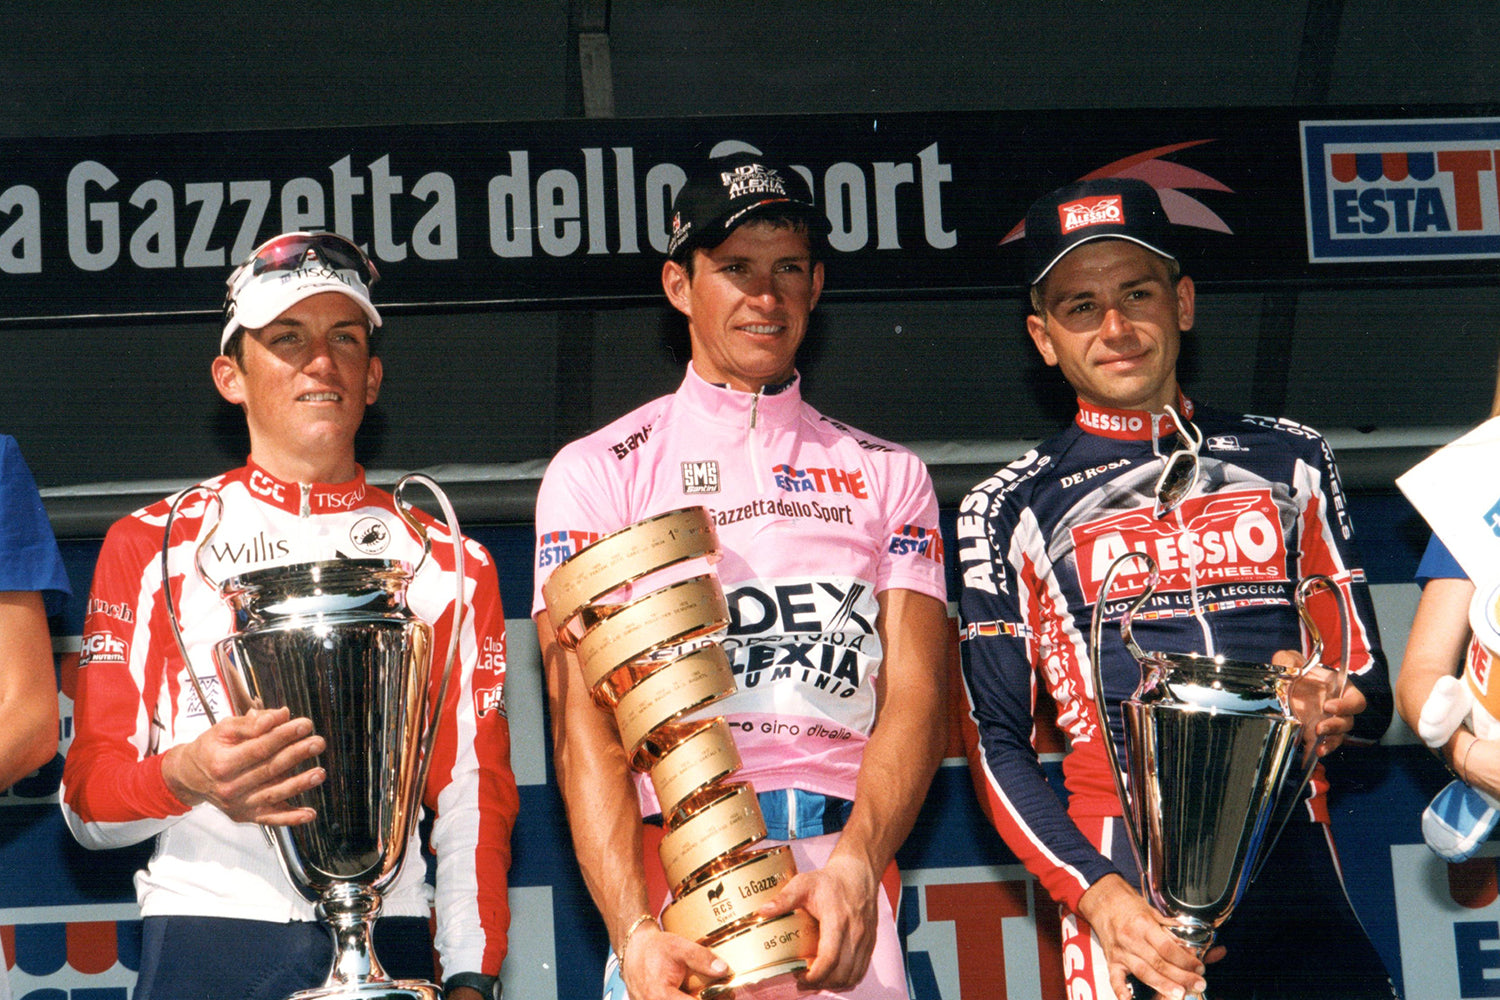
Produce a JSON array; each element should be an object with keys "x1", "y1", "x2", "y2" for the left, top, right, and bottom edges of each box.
[
  {"x1": 241, "y1": 458, "x2": 370, "y2": 515},
  {"x1": 678, "y1": 363, "x2": 803, "y2": 428},
  {"x1": 1074, "y1": 393, "x2": 1195, "y2": 442}
]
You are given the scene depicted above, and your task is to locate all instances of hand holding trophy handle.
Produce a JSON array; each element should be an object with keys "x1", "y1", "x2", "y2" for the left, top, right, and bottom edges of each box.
[
  {"x1": 1087, "y1": 551, "x2": 1159, "y2": 864},
  {"x1": 392, "y1": 472, "x2": 466, "y2": 797},
  {"x1": 162, "y1": 484, "x2": 229, "y2": 726},
  {"x1": 1249, "y1": 573, "x2": 1351, "y2": 883},
  {"x1": 1290, "y1": 573, "x2": 1351, "y2": 704},
  {"x1": 1088, "y1": 551, "x2": 1357, "y2": 998}
]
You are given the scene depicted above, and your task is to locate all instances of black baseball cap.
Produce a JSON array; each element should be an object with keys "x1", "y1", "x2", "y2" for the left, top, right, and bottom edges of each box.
[
  {"x1": 667, "y1": 152, "x2": 831, "y2": 260},
  {"x1": 1024, "y1": 177, "x2": 1176, "y2": 286}
]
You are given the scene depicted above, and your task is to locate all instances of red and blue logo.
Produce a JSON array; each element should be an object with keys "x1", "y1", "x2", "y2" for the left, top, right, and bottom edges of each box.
[
  {"x1": 772, "y1": 464, "x2": 869, "y2": 499},
  {"x1": 536, "y1": 529, "x2": 601, "y2": 571},
  {"x1": 1302, "y1": 117, "x2": 1500, "y2": 261},
  {"x1": 888, "y1": 524, "x2": 944, "y2": 563},
  {"x1": 6, "y1": 919, "x2": 140, "y2": 978}
]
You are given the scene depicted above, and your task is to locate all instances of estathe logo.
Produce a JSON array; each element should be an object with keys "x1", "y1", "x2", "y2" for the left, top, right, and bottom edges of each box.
[
  {"x1": 1470, "y1": 637, "x2": 1493, "y2": 700},
  {"x1": 1477, "y1": 582, "x2": 1500, "y2": 687},
  {"x1": 1303, "y1": 117, "x2": 1500, "y2": 262},
  {"x1": 536, "y1": 529, "x2": 601, "y2": 570},
  {"x1": 888, "y1": 524, "x2": 944, "y2": 563},
  {"x1": 1485, "y1": 494, "x2": 1500, "y2": 538},
  {"x1": 1059, "y1": 194, "x2": 1124, "y2": 234},
  {"x1": 772, "y1": 463, "x2": 869, "y2": 499}
]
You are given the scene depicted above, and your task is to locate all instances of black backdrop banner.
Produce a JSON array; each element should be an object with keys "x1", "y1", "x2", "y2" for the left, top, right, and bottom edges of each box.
[{"x1": 2, "y1": 104, "x2": 1498, "y2": 322}]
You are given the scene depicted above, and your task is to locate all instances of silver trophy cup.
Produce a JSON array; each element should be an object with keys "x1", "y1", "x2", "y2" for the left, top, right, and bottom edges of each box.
[
  {"x1": 163, "y1": 474, "x2": 464, "y2": 1000},
  {"x1": 1087, "y1": 552, "x2": 1348, "y2": 995}
]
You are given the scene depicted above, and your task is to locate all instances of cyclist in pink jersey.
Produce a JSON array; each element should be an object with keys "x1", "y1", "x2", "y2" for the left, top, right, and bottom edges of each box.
[{"x1": 533, "y1": 152, "x2": 950, "y2": 1000}]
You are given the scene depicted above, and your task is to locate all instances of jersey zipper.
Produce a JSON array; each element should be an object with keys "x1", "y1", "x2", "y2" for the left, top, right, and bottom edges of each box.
[
  {"x1": 1153, "y1": 416, "x2": 1215, "y2": 654},
  {"x1": 749, "y1": 388, "x2": 766, "y2": 492},
  {"x1": 297, "y1": 482, "x2": 315, "y2": 558}
]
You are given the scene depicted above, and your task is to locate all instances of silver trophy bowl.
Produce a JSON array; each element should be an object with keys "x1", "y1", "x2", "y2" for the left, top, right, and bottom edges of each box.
[
  {"x1": 1088, "y1": 552, "x2": 1348, "y2": 992},
  {"x1": 164, "y1": 475, "x2": 464, "y2": 1000},
  {"x1": 213, "y1": 559, "x2": 433, "y2": 897}
]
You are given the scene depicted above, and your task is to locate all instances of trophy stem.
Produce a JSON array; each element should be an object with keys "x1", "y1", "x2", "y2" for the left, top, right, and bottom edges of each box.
[
  {"x1": 1167, "y1": 919, "x2": 1214, "y2": 956},
  {"x1": 1161, "y1": 922, "x2": 1213, "y2": 1000},
  {"x1": 286, "y1": 883, "x2": 440, "y2": 1000},
  {"x1": 323, "y1": 884, "x2": 388, "y2": 989}
]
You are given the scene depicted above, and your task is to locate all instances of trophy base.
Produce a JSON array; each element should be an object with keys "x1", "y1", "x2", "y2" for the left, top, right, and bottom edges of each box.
[
  {"x1": 683, "y1": 910, "x2": 816, "y2": 998},
  {"x1": 289, "y1": 980, "x2": 442, "y2": 1000},
  {"x1": 696, "y1": 958, "x2": 809, "y2": 999}
]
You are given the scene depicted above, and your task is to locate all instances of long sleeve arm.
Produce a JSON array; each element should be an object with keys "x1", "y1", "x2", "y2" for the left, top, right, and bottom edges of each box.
[
  {"x1": 958, "y1": 488, "x2": 1117, "y2": 913},
  {"x1": 1294, "y1": 437, "x2": 1392, "y2": 742},
  {"x1": 425, "y1": 538, "x2": 517, "y2": 980},
  {"x1": 60, "y1": 515, "x2": 193, "y2": 848}
]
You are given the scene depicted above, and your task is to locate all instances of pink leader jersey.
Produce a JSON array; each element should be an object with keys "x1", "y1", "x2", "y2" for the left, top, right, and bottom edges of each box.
[{"x1": 532, "y1": 366, "x2": 947, "y2": 814}]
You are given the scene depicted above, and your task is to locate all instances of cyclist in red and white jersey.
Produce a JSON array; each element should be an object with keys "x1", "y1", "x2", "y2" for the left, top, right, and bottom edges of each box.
[{"x1": 60, "y1": 233, "x2": 516, "y2": 1000}]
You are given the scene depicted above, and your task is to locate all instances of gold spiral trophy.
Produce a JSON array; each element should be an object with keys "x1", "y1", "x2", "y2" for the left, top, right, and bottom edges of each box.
[{"x1": 543, "y1": 507, "x2": 818, "y2": 997}]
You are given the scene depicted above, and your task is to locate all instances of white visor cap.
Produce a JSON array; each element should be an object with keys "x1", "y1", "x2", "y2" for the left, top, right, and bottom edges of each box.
[{"x1": 220, "y1": 265, "x2": 381, "y2": 352}]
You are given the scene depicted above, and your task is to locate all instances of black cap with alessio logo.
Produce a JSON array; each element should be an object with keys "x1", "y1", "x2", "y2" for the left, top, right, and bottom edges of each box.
[
  {"x1": 1024, "y1": 177, "x2": 1177, "y2": 286},
  {"x1": 667, "y1": 152, "x2": 831, "y2": 261}
]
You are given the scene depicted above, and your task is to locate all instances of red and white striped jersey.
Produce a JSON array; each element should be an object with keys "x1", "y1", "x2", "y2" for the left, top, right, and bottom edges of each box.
[{"x1": 59, "y1": 461, "x2": 517, "y2": 979}]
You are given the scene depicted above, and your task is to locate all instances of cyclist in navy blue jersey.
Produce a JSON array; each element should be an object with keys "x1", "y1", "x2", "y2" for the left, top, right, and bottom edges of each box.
[{"x1": 959, "y1": 178, "x2": 1398, "y2": 1000}]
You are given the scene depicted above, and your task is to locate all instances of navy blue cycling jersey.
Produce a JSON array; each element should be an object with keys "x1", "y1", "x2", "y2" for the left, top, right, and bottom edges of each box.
[{"x1": 957, "y1": 394, "x2": 1391, "y2": 911}]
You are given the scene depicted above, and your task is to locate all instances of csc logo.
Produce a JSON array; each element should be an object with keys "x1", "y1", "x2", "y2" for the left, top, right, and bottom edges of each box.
[{"x1": 248, "y1": 470, "x2": 286, "y2": 503}]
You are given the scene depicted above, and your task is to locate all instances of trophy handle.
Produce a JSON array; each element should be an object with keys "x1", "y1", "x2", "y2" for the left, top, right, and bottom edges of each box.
[
  {"x1": 161, "y1": 484, "x2": 226, "y2": 727},
  {"x1": 1090, "y1": 551, "x2": 1157, "y2": 669},
  {"x1": 392, "y1": 473, "x2": 466, "y2": 797},
  {"x1": 392, "y1": 477, "x2": 436, "y2": 578},
  {"x1": 1249, "y1": 573, "x2": 1352, "y2": 884},
  {"x1": 1292, "y1": 574, "x2": 1351, "y2": 698},
  {"x1": 1088, "y1": 551, "x2": 1159, "y2": 869}
]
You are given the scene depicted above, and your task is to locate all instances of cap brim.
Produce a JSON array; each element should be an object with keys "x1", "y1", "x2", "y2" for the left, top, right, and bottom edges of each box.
[
  {"x1": 221, "y1": 271, "x2": 381, "y2": 351},
  {"x1": 673, "y1": 200, "x2": 830, "y2": 259},
  {"x1": 1029, "y1": 233, "x2": 1177, "y2": 286},
  {"x1": 727, "y1": 198, "x2": 829, "y2": 234}
]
